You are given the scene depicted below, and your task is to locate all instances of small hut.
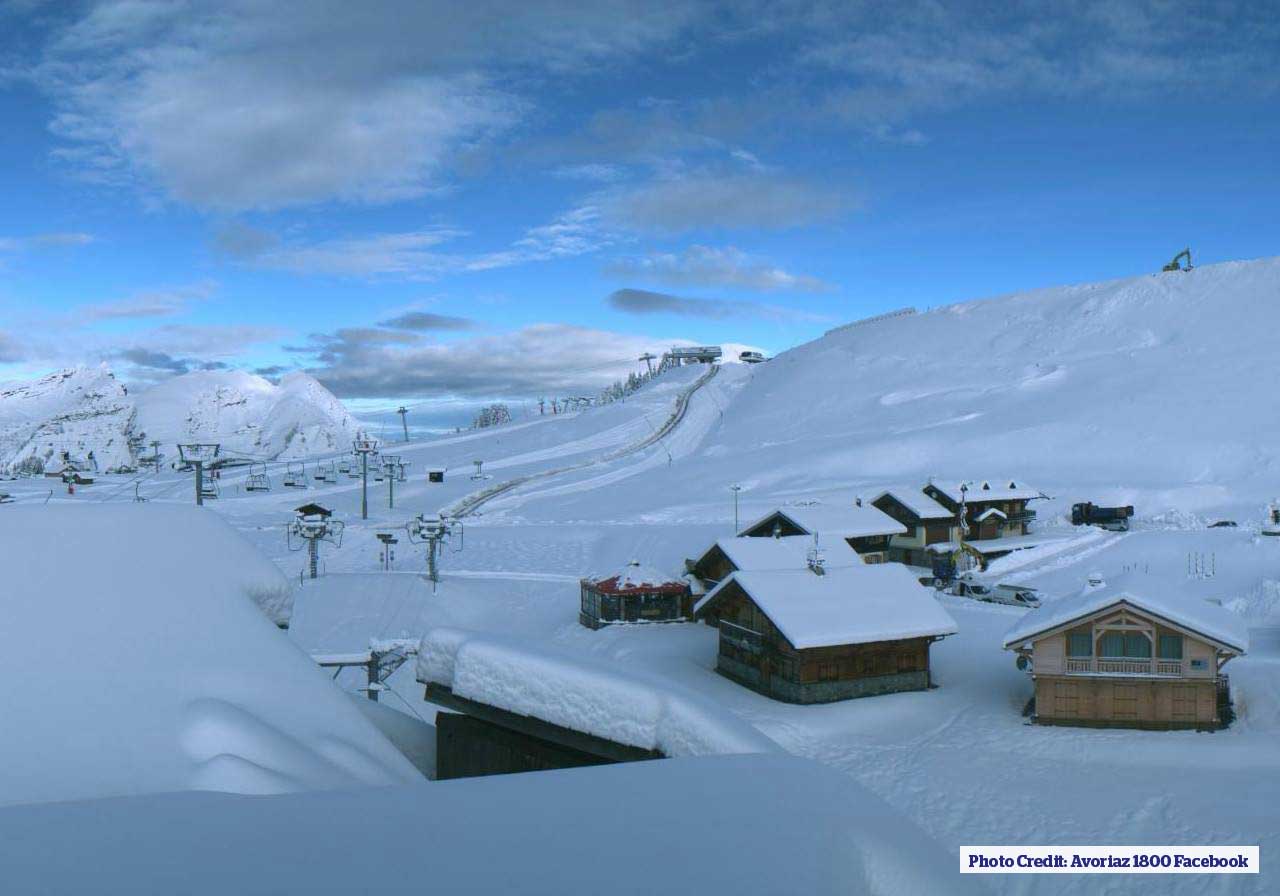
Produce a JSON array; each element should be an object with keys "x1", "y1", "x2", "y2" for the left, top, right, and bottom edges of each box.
[{"x1": 579, "y1": 561, "x2": 693, "y2": 630}]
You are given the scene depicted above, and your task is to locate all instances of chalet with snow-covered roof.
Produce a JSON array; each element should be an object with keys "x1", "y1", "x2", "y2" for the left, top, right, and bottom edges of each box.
[
  {"x1": 694, "y1": 564, "x2": 957, "y2": 704},
  {"x1": 1003, "y1": 577, "x2": 1247, "y2": 730},
  {"x1": 922, "y1": 480, "x2": 1044, "y2": 541},
  {"x1": 688, "y1": 535, "x2": 861, "y2": 589},
  {"x1": 737, "y1": 503, "x2": 905, "y2": 563},
  {"x1": 579, "y1": 560, "x2": 693, "y2": 630},
  {"x1": 871, "y1": 489, "x2": 962, "y2": 569}
]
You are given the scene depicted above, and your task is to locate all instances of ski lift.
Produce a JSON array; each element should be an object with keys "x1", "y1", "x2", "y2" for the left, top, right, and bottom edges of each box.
[
  {"x1": 283, "y1": 462, "x2": 307, "y2": 488},
  {"x1": 200, "y1": 478, "x2": 220, "y2": 500},
  {"x1": 246, "y1": 463, "x2": 271, "y2": 492},
  {"x1": 338, "y1": 459, "x2": 352, "y2": 475}
]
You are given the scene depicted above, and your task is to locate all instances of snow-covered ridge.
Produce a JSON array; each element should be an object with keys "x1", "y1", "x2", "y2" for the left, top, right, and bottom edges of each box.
[{"x1": 0, "y1": 365, "x2": 357, "y2": 472}]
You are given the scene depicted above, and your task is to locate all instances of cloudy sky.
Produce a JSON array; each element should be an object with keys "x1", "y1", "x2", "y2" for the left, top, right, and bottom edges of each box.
[{"x1": 1, "y1": 1, "x2": 1277, "y2": 424}]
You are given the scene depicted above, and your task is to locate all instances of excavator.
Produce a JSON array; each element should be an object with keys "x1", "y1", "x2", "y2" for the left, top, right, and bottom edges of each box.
[{"x1": 1162, "y1": 248, "x2": 1193, "y2": 272}]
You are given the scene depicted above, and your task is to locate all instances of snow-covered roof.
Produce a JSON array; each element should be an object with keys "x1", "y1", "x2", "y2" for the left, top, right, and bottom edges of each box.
[
  {"x1": 708, "y1": 536, "x2": 862, "y2": 573},
  {"x1": 587, "y1": 559, "x2": 686, "y2": 593},
  {"x1": 1002, "y1": 576, "x2": 1249, "y2": 653},
  {"x1": 967, "y1": 533, "x2": 1053, "y2": 554},
  {"x1": 739, "y1": 503, "x2": 906, "y2": 539},
  {"x1": 974, "y1": 507, "x2": 1007, "y2": 521},
  {"x1": 0, "y1": 505, "x2": 418, "y2": 809},
  {"x1": 697, "y1": 565, "x2": 958, "y2": 649},
  {"x1": 416, "y1": 627, "x2": 781, "y2": 756},
  {"x1": 929, "y1": 480, "x2": 1043, "y2": 503},
  {"x1": 871, "y1": 489, "x2": 953, "y2": 520},
  {"x1": 0, "y1": 754, "x2": 978, "y2": 896}
]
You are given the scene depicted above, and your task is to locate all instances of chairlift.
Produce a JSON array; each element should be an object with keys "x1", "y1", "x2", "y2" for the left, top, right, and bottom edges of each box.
[
  {"x1": 246, "y1": 462, "x2": 271, "y2": 492},
  {"x1": 283, "y1": 462, "x2": 307, "y2": 488},
  {"x1": 338, "y1": 459, "x2": 352, "y2": 474},
  {"x1": 200, "y1": 478, "x2": 220, "y2": 500}
]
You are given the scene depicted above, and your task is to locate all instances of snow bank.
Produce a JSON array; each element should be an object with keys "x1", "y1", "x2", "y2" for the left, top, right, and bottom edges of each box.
[
  {"x1": 417, "y1": 627, "x2": 781, "y2": 757},
  {"x1": 0, "y1": 505, "x2": 419, "y2": 808},
  {"x1": 0, "y1": 754, "x2": 977, "y2": 896}
]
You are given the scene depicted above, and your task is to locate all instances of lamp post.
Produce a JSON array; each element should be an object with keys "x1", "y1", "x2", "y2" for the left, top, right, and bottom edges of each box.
[{"x1": 730, "y1": 484, "x2": 742, "y2": 532}]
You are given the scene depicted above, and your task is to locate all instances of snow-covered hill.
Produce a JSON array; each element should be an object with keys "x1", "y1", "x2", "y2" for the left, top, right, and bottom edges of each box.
[
  {"x1": 134, "y1": 370, "x2": 359, "y2": 462},
  {"x1": 697, "y1": 255, "x2": 1280, "y2": 513},
  {"x1": 0, "y1": 365, "x2": 136, "y2": 473},
  {"x1": 0, "y1": 367, "x2": 358, "y2": 472}
]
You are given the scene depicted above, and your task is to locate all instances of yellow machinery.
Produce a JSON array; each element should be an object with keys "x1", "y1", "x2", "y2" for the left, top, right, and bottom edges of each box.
[{"x1": 1162, "y1": 248, "x2": 1193, "y2": 272}]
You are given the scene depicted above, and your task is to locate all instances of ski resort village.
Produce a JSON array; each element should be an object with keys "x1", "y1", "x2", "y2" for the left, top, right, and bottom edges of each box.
[{"x1": 3, "y1": 3, "x2": 1279, "y2": 894}]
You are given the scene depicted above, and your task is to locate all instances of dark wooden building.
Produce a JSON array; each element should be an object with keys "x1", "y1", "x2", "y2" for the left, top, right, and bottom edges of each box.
[
  {"x1": 694, "y1": 565, "x2": 957, "y2": 704},
  {"x1": 736, "y1": 504, "x2": 905, "y2": 563},
  {"x1": 688, "y1": 535, "x2": 862, "y2": 587},
  {"x1": 870, "y1": 489, "x2": 961, "y2": 568},
  {"x1": 922, "y1": 480, "x2": 1043, "y2": 541},
  {"x1": 579, "y1": 560, "x2": 693, "y2": 629}
]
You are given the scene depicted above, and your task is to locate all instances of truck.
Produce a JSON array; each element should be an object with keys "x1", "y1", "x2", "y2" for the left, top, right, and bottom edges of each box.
[{"x1": 1071, "y1": 502, "x2": 1134, "y2": 532}]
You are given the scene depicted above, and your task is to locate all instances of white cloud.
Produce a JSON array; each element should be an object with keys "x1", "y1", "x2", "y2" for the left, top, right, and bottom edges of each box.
[
  {"x1": 608, "y1": 245, "x2": 830, "y2": 292},
  {"x1": 0, "y1": 232, "x2": 94, "y2": 252},
  {"x1": 76, "y1": 281, "x2": 216, "y2": 322},
  {"x1": 29, "y1": 0, "x2": 702, "y2": 211}
]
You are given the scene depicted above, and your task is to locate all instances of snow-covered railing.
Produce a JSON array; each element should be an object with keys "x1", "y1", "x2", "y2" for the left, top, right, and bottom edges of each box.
[
  {"x1": 824, "y1": 306, "x2": 917, "y2": 336},
  {"x1": 416, "y1": 627, "x2": 782, "y2": 758}
]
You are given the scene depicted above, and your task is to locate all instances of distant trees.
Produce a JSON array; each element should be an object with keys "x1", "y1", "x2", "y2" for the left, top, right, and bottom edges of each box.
[{"x1": 470, "y1": 403, "x2": 513, "y2": 429}]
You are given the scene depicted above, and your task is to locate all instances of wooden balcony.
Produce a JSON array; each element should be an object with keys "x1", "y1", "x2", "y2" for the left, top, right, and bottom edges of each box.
[{"x1": 1064, "y1": 657, "x2": 1184, "y2": 676}]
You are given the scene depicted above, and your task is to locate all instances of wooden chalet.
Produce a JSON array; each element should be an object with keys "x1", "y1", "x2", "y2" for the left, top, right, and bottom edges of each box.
[
  {"x1": 688, "y1": 535, "x2": 861, "y2": 587},
  {"x1": 1003, "y1": 578, "x2": 1247, "y2": 730},
  {"x1": 694, "y1": 564, "x2": 957, "y2": 704},
  {"x1": 870, "y1": 489, "x2": 961, "y2": 569},
  {"x1": 922, "y1": 480, "x2": 1043, "y2": 541},
  {"x1": 736, "y1": 503, "x2": 906, "y2": 563},
  {"x1": 579, "y1": 560, "x2": 693, "y2": 629}
]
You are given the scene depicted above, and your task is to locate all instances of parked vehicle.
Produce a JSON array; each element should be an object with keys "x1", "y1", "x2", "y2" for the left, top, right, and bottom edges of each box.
[
  {"x1": 946, "y1": 578, "x2": 992, "y2": 600},
  {"x1": 1071, "y1": 502, "x2": 1134, "y2": 532},
  {"x1": 991, "y1": 584, "x2": 1042, "y2": 608},
  {"x1": 1208, "y1": 520, "x2": 1237, "y2": 528}
]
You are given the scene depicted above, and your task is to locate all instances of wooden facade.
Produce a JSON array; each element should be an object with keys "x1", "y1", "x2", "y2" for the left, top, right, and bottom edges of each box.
[
  {"x1": 1012, "y1": 601, "x2": 1237, "y2": 730},
  {"x1": 872, "y1": 492, "x2": 960, "y2": 568},
  {"x1": 708, "y1": 581, "x2": 936, "y2": 704},
  {"x1": 579, "y1": 566, "x2": 693, "y2": 630},
  {"x1": 923, "y1": 482, "x2": 1036, "y2": 541},
  {"x1": 740, "y1": 510, "x2": 893, "y2": 563}
]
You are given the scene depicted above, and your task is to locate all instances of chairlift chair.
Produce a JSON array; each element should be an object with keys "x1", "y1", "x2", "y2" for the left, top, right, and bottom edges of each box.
[
  {"x1": 246, "y1": 462, "x2": 271, "y2": 492},
  {"x1": 283, "y1": 461, "x2": 307, "y2": 488},
  {"x1": 200, "y1": 478, "x2": 220, "y2": 500}
]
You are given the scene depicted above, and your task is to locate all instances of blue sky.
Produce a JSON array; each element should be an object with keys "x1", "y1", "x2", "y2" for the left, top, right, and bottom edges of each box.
[{"x1": 1, "y1": 1, "x2": 1277, "y2": 424}]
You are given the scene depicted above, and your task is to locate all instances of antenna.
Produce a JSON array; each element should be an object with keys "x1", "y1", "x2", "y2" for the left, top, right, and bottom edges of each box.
[
  {"x1": 397, "y1": 406, "x2": 409, "y2": 442},
  {"x1": 177, "y1": 443, "x2": 221, "y2": 506},
  {"x1": 406, "y1": 513, "x2": 463, "y2": 589},
  {"x1": 352, "y1": 435, "x2": 379, "y2": 520},
  {"x1": 287, "y1": 504, "x2": 344, "y2": 579},
  {"x1": 730, "y1": 484, "x2": 742, "y2": 532}
]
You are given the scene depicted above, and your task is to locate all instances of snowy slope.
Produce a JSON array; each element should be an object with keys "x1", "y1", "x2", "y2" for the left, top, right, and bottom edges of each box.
[
  {"x1": 134, "y1": 370, "x2": 359, "y2": 461},
  {"x1": 0, "y1": 365, "x2": 136, "y2": 473},
  {"x1": 704, "y1": 257, "x2": 1280, "y2": 510}
]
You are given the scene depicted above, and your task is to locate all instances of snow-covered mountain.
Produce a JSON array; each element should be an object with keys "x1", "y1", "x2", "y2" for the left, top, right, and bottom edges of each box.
[
  {"x1": 0, "y1": 367, "x2": 358, "y2": 472},
  {"x1": 0, "y1": 365, "x2": 136, "y2": 473},
  {"x1": 134, "y1": 370, "x2": 359, "y2": 462}
]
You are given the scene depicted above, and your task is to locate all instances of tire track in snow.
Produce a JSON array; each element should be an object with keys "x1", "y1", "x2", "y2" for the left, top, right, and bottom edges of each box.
[{"x1": 445, "y1": 365, "x2": 720, "y2": 520}]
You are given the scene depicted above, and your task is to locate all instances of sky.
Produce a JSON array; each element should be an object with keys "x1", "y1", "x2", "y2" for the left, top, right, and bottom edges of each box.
[{"x1": 0, "y1": 0, "x2": 1278, "y2": 426}]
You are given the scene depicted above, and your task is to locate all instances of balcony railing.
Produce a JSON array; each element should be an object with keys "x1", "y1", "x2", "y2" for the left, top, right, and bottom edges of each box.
[
  {"x1": 1064, "y1": 657, "x2": 1184, "y2": 676},
  {"x1": 1006, "y1": 509, "x2": 1037, "y2": 523}
]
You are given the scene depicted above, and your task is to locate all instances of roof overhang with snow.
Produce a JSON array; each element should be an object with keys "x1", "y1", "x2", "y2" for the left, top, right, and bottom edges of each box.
[
  {"x1": 738, "y1": 504, "x2": 906, "y2": 540},
  {"x1": 870, "y1": 489, "x2": 954, "y2": 520}
]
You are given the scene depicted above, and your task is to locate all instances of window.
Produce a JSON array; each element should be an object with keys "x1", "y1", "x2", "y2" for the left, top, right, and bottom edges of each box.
[
  {"x1": 1099, "y1": 631, "x2": 1150, "y2": 658},
  {"x1": 1068, "y1": 633, "x2": 1092, "y2": 657},
  {"x1": 1157, "y1": 634, "x2": 1183, "y2": 660}
]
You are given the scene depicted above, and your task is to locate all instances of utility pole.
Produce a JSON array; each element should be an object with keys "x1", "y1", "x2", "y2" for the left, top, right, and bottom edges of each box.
[
  {"x1": 352, "y1": 436, "x2": 378, "y2": 520},
  {"x1": 397, "y1": 406, "x2": 409, "y2": 442},
  {"x1": 730, "y1": 484, "x2": 742, "y2": 532},
  {"x1": 178, "y1": 443, "x2": 220, "y2": 506}
]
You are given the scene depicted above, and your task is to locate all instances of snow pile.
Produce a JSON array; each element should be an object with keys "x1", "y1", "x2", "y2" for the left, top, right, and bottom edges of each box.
[
  {"x1": 698, "y1": 565, "x2": 959, "y2": 649},
  {"x1": 0, "y1": 365, "x2": 136, "y2": 473},
  {"x1": 135, "y1": 369, "x2": 358, "y2": 461},
  {"x1": 0, "y1": 754, "x2": 977, "y2": 896},
  {"x1": 417, "y1": 627, "x2": 782, "y2": 757},
  {"x1": 1002, "y1": 571, "x2": 1250, "y2": 651},
  {"x1": 0, "y1": 505, "x2": 418, "y2": 808}
]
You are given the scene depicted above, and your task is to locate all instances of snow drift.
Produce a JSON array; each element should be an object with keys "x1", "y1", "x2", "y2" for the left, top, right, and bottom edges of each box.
[{"x1": 0, "y1": 505, "x2": 419, "y2": 808}]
